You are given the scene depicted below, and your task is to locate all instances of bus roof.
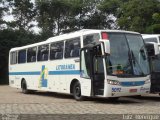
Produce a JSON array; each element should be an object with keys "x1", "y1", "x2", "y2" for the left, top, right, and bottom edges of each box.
[
  {"x1": 142, "y1": 34, "x2": 160, "y2": 39},
  {"x1": 10, "y1": 29, "x2": 140, "y2": 52}
]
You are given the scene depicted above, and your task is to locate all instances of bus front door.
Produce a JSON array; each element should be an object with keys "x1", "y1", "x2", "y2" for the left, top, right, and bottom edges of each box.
[{"x1": 80, "y1": 46, "x2": 105, "y2": 96}]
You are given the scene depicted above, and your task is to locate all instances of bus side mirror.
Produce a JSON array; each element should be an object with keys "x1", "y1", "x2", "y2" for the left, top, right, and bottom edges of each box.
[
  {"x1": 145, "y1": 42, "x2": 160, "y2": 56},
  {"x1": 99, "y1": 39, "x2": 110, "y2": 54}
]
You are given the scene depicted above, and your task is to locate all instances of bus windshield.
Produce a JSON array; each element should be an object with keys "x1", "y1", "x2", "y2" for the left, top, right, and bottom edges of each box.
[
  {"x1": 106, "y1": 33, "x2": 150, "y2": 77},
  {"x1": 144, "y1": 37, "x2": 158, "y2": 43}
]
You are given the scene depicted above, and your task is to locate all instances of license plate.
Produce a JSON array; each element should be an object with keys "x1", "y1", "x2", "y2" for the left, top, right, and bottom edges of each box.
[{"x1": 129, "y1": 89, "x2": 137, "y2": 93}]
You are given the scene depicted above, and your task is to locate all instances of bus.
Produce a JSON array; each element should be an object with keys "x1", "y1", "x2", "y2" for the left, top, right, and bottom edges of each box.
[
  {"x1": 144, "y1": 41, "x2": 160, "y2": 94},
  {"x1": 143, "y1": 34, "x2": 160, "y2": 49},
  {"x1": 9, "y1": 29, "x2": 150, "y2": 100}
]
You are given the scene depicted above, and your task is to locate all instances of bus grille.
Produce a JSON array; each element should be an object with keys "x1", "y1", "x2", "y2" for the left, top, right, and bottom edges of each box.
[{"x1": 120, "y1": 81, "x2": 145, "y2": 87}]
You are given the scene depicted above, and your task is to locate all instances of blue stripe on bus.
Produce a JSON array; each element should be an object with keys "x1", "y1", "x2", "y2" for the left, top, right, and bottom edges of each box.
[
  {"x1": 9, "y1": 71, "x2": 41, "y2": 75},
  {"x1": 49, "y1": 70, "x2": 80, "y2": 75},
  {"x1": 9, "y1": 70, "x2": 80, "y2": 75},
  {"x1": 120, "y1": 81, "x2": 145, "y2": 87}
]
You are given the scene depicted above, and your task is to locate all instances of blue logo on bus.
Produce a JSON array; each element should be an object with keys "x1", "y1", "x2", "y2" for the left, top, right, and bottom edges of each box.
[{"x1": 39, "y1": 65, "x2": 48, "y2": 88}]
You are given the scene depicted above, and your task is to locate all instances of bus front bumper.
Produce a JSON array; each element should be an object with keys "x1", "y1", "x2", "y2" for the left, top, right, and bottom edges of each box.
[{"x1": 104, "y1": 83, "x2": 150, "y2": 97}]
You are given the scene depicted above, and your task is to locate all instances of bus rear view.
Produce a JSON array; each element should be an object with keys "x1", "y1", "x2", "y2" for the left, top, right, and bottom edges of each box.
[{"x1": 80, "y1": 31, "x2": 150, "y2": 99}]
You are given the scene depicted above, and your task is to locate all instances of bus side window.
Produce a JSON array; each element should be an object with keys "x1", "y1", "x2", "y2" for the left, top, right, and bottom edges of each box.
[
  {"x1": 37, "y1": 44, "x2": 49, "y2": 61},
  {"x1": 10, "y1": 52, "x2": 17, "y2": 65},
  {"x1": 18, "y1": 50, "x2": 26, "y2": 64},
  {"x1": 27, "y1": 47, "x2": 37, "y2": 63},
  {"x1": 65, "y1": 37, "x2": 81, "y2": 58},
  {"x1": 83, "y1": 33, "x2": 100, "y2": 46},
  {"x1": 50, "y1": 41, "x2": 64, "y2": 60}
]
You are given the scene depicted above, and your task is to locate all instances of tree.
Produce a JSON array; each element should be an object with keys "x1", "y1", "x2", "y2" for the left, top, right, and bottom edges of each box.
[
  {"x1": 63, "y1": 0, "x2": 115, "y2": 31},
  {"x1": 147, "y1": 12, "x2": 160, "y2": 33},
  {"x1": 118, "y1": 0, "x2": 160, "y2": 33},
  {"x1": 35, "y1": 0, "x2": 113, "y2": 35},
  {"x1": 36, "y1": 0, "x2": 73, "y2": 36},
  {"x1": 0, "y1": 0, "x2": 9, "y2": 29},
  {"x1": 10, "y1": 0, "x2": 36, "y2": 31},
  {"x1": 0, "y1": 29, "x2": 41, "y2": 84},
  {"x1": 99, "y1": 0, "x2": 160, "y2": 33},
  {"x1": 72, "y1": 0, "x2": 110, "y2": 29},
  {"x1": 98, "y1": 0, "x2": 125, "y2": 29}
]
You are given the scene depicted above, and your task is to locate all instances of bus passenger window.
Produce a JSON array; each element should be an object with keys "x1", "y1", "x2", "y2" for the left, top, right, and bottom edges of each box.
[
  {"x1": 50, "y1": 41, "x2": 64, "y2": 60},
  {"x1": 18, "y1": 50, "x2": 26, "y2": 64},
  {"x1": 27, "y1": 47, "x2": 37, "y2": 63},
  {"x1": 10, "y1": 52, "x2": 17, "y2": 65},
  {"x1": 65, "y1": 37, "x2": 80, "y2": 58},
  {"x1": 37, "y1": 44, "x2": 49, "y2": 61},
  {"x1": 83, "y1": 33, "x2": 100, "y2": 46}
]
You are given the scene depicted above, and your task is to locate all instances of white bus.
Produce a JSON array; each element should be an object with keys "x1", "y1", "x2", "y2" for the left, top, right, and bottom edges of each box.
[
  {"x1": 143, "y1": 34, "x2": 160, "y2": 48},
  {"x1": 9, "y1": 29, "x2": 150, "y2": 100},
  {"x1": 143, "y1": 37, "x2": 160, "y2": 94}
]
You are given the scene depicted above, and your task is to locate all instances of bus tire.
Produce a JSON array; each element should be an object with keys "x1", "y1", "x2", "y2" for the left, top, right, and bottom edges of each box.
[
  {"x1": 108, "y1": 97, "x2": 119, "y2": 101},
  {"x1": 21, "y1": 80, "x2": 29, "y2": 94},
  {"x1": 73, "y1": 81, "x2": 83, "y2": 101}
]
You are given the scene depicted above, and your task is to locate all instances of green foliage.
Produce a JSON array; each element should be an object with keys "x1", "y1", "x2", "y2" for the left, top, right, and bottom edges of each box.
[
  {"x1": 98, "y1": 0, "x2": 121, "y2": 15},
  {"x1": 35, "y1": 0, "x2": 72, "y2": 35},
  {"x1": 0, "y1": 0, "x2": 9, "y2": 28},
  {"x1": 35, "y1": 0, "x2": 112, "y2": 35},
  {"x1": 152, "y1": 13, "x2": 160, "y2": 23},
  {"x1": 0, "y1": 29, "x2": 41, "y2": 84},
  {"x1": 146, "y1": 13, "x2": 160, "y2": 33},
  {"x1": 146, "y1": 24, "x2": 160, "y2": 34},
  {"x1": 118, "y1": 0, "x2": 160, "y2": 33},
  {"x1": 10, "y1": 0, "x2": 36, "y2": 31},
  {"x1": 99, "y1": 0, "x2": 160, "y2": 33}
]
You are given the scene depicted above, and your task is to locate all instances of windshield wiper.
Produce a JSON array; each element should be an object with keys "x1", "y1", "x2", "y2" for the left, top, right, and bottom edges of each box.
[{"x1": 140, "y1": 45, "x2": 147, "y2": 60}]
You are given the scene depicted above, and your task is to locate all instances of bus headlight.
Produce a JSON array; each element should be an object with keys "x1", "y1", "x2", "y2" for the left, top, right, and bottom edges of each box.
[
  {"x1": 107, "y1": 79, "x2": 120, "y2": 85},
  {"x1": 145, "y1": 79, "x2": 150, "y2": 84}
]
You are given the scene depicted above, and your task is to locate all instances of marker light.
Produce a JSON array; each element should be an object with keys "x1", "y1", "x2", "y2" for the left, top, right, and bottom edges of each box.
[
  {"x1": 101, "y1": 32, "x2": 109, "y2": 40},
  {"x1": 145, "y1": 79, "x2": 150, "y2": 84}
]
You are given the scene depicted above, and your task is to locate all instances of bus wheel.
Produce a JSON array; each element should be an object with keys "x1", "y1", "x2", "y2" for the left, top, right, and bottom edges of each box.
[
  {"x1": 21, "y1": 80, "x2": 29, "y2": 94},
  {"x1": 108, "y1": 97, "x2": 119, "y2": 101},
  {"x1": 73, "y1": 82, "x2": 83, "y2": 101}
]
